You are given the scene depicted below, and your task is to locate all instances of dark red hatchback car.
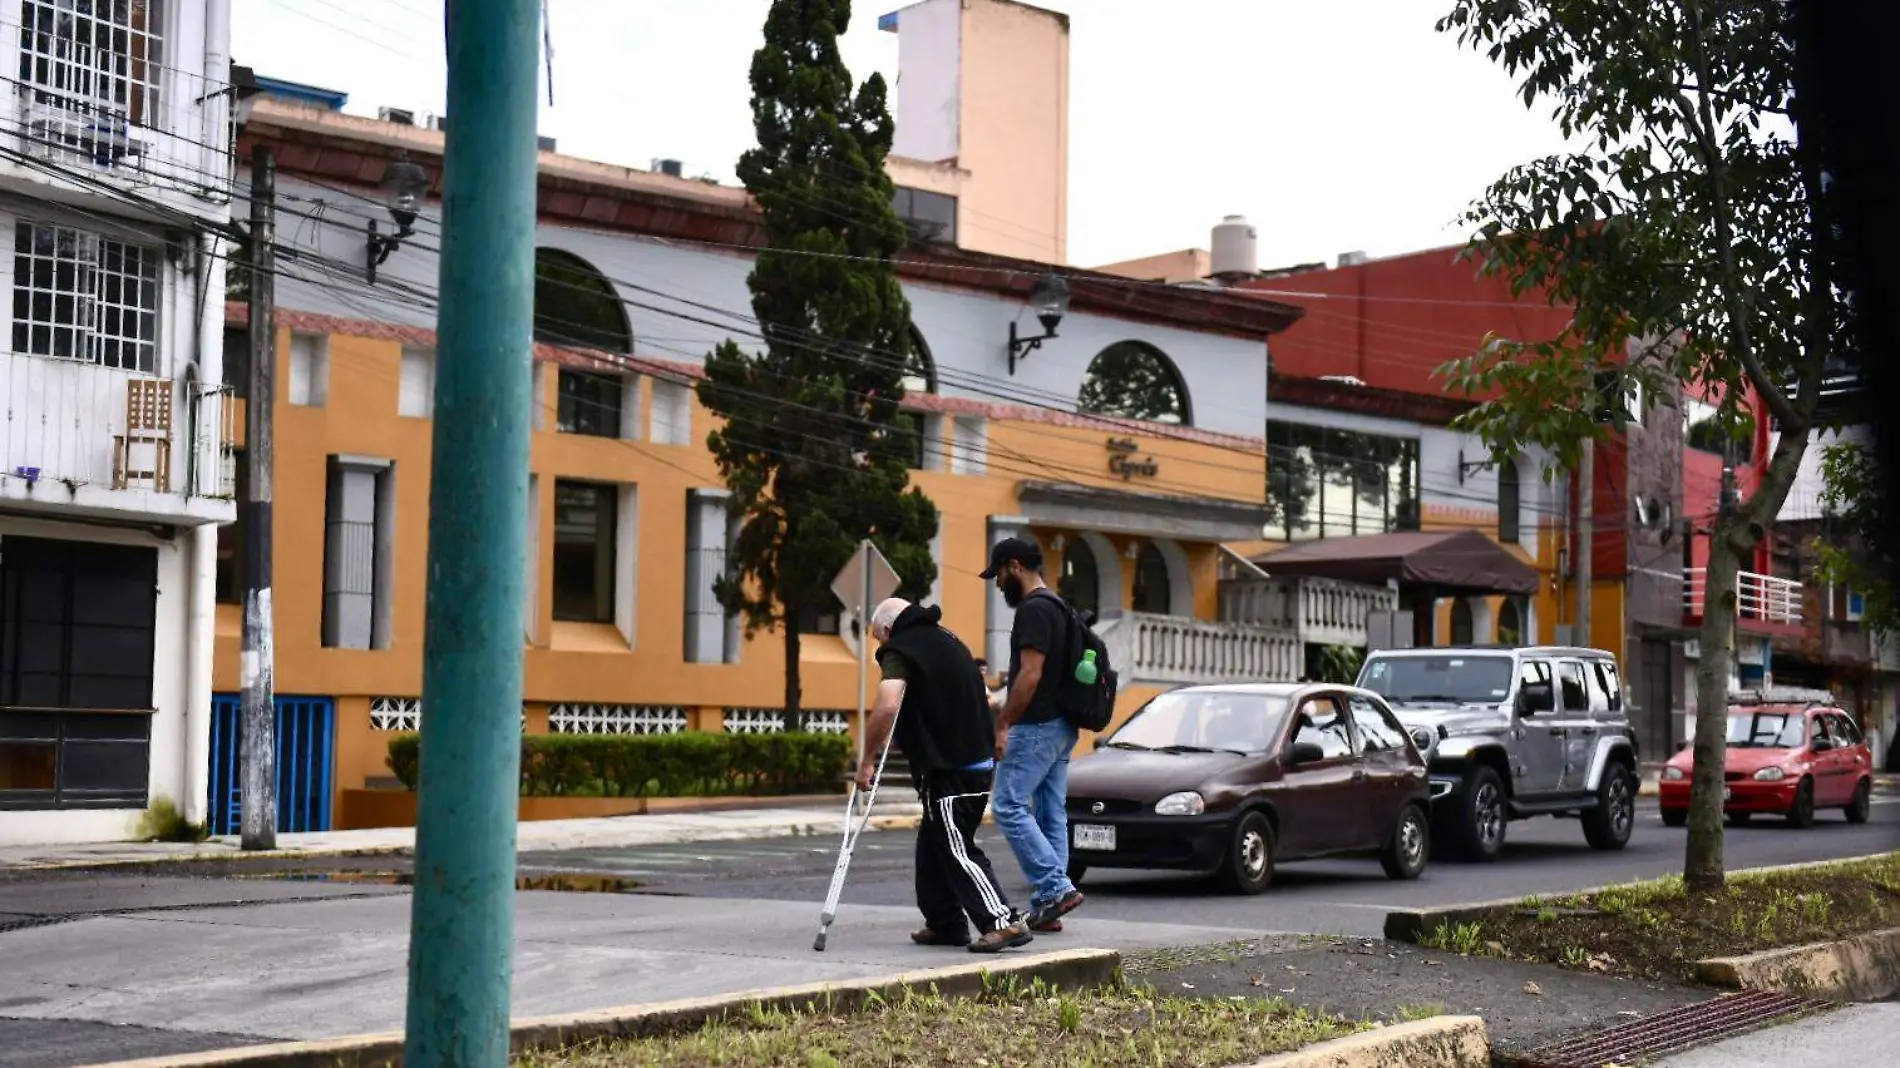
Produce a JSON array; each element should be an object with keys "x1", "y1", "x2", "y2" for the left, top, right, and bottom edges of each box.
[{"x1": 1062, "y1": 683, "x2": 1432, "y2": 894}]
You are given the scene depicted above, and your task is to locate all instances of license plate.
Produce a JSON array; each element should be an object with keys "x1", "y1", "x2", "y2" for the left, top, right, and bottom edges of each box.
[
  {"x1": 1073, "y1": 824, "x2": 1115, "y2": 851},
  {"x1": 1723, "y1": 787, "x2": 1732, "y2": 801}
]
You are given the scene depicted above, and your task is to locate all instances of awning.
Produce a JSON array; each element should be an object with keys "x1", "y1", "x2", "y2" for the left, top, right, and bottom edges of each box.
[
  {"x1": 1016, "y1": 481, "x2": 1273, "y2": 543},
  {"x1": 1250, "y1": 529, "x2": 1539, "y2": 596}
]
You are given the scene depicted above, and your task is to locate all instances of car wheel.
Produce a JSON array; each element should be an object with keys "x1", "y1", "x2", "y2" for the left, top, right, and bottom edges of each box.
[
  {"x1": 1845, "y1": 778, "x2": 1872, "y2": 824},
  {"x1": 1660, "y1": 807, "x2": 1687, "y2": 828},
  {"x1": 1582, "y1": 762, "x2": 1636, "y2": 851},
  {"x1": 1788, "y1": 777, "x2": 1816, "y2": 828},
  {"x1": 1381, "y1": 803, "x2": 1430, "y2": 880},
  {"x1": 1220, "y1": 811, "x2": 1275, "y2": 895},
  {"x1": 1450, "y1": 765, "x2": 1508, "y2": 862}
]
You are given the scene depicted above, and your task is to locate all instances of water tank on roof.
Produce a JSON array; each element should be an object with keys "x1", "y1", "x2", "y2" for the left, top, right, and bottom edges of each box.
[{"x1": 1210, "y1": 215, "x2": 1258, "y2": 281}]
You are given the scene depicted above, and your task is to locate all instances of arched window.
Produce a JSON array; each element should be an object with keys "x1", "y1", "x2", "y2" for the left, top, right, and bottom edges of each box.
[
  {"x1": 1498, "y1": 598, "x2": 1523, "y2": 646},
  {"x1": 1079, "y1": 341, "x2": 1192, "y2": 426},
  {"x1": 1133, "y1": 543, "x2": 1172, "y2": 614},
  {"x1": 536, "y1": 249, "x2": 633, "y2": 439},
  {"x1": 534, "y1": 248, "x2": 631, "y2": 352},
  {"x1": 902, "y1": 327, "x2": 937, "y2": 395},
  {"x1": 1497, "y1": 457, "x2": 1521, "y2": 543},
  {"x1": 1058, "y1": 536, "x2": 1100, "y2": 617},
  {"x1": 1450, "y1": 599, "x2": 1475, "y2": 645}
]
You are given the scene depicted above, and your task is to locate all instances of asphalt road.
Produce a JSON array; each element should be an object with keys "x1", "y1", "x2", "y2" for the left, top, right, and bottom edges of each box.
[{"x1": 513, "y1": 796, "x2": 1900, "y2": 937}]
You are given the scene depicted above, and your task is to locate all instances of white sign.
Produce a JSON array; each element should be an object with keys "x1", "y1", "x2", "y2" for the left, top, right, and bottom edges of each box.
[{"x1": 831, "y1": 539, "x2": 902, "y2": 620}]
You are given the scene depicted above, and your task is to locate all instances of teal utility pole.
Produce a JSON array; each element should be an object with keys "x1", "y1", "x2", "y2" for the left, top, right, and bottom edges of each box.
[{"x1": 402, "y1": 1, "x2": 540, "y2": 1064}]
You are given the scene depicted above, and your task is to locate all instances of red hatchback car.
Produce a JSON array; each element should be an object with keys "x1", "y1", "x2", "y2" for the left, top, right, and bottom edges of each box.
[{"x1": 1659, "y1": 697, "x2": 1875, "y2": 827}]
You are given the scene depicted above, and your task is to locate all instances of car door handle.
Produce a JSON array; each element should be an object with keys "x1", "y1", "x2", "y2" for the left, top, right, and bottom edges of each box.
[
  {"x1": 1579, "y1": 725, "x2": 1598, "y2": 735},
  {"x1": 1549, "y1": 727, "x2": 1565, "y2": 736}
]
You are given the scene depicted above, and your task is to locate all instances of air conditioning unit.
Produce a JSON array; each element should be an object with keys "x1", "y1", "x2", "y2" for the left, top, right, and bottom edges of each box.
[
  {"x1": 22, "y1": 103, "x2": 144, "y2": 166},
  {"x1": 378, "y1": 106, "x2": 416, "y2": 126}
]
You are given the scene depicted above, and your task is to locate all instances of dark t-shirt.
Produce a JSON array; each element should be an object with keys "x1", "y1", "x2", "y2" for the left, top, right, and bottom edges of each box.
[{"x1": 1007, "y1": 590, "x2": 1068, "y2": 725}]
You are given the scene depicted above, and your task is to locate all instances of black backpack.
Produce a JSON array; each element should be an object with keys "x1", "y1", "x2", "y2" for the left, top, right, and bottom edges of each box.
[{"x1": 1041, "y1": 592, "x2": 1117, "y2": 732}]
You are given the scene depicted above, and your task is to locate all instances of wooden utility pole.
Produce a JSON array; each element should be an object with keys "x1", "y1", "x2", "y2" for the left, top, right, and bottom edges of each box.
[{"x1": 239, "y1": 142, "x2": 277, "y2": 852}]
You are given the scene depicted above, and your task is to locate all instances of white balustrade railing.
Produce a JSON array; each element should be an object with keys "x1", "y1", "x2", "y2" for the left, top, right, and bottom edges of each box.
[
  {"x1": 1098, "y1": 611, "x2": 1303, "y2": 686},
  {"x1": 1219, "y1": 574, "x2": 1396, "y2": 648},
  {"x1": 1682, "y1": 568, "x2": 1803, "y2": 625}
]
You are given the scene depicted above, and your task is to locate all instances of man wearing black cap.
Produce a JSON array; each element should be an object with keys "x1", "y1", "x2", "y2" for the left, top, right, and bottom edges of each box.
[{"x1": 980, "y1": 537, "x2": 1087, "y2": 932}]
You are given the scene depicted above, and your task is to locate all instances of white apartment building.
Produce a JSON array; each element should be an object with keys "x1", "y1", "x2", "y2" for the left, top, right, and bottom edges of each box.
[{"x1": 0, "y1": 1, "x2": 238, "y2": 846}]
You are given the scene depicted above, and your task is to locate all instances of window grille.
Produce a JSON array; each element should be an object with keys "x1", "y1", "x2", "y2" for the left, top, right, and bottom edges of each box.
[
  {"x1": 16, "y1": 0, "x2": 164, "y2": 166},
  {"x1": 11, "y1": 221, "x2": 159, "y2": 372},
  {"x1": 549, "y1": 704, "x2": 686, "y2": 735}
]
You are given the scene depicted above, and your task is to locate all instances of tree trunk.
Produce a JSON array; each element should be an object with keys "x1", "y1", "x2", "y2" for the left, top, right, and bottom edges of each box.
[
  {"x1": 783, "y1": 622, "x2": 804, "y2": 732},
  {"x1": 1684, "y1": 533, "x2": 1744, "y2": 890}
]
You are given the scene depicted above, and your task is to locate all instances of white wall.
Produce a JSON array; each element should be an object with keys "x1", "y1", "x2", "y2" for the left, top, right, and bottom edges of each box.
[
  {"x1": 0, "y1": 517, "x2": 193, "y2": 848},
  {"x1": 891, "y1": 0, "x2": 961, "y2": 163},
  {"x1": 259, "y1": 175, "x2": 1270, "y2": 438}
]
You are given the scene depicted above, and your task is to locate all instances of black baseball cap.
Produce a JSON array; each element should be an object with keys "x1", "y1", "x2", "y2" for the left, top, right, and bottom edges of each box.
[{"x1": 980, "y1": 537, "x2": 1043, "y2": 579}]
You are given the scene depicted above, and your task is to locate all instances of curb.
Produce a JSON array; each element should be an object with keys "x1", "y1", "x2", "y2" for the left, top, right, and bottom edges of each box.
[
  {"x1": 1234, "y1": 1016, "x2": 1489, "y2": 1068},
  {"x1": 1696, "y1": 925, "x2": 1900, "y2": 1002},
  {"x1": 4, "y1": 812, "x2": 936, "y2": 873},
  {"x1": 72, "y1": 948, "x2": 1123, "y2": 1068},
  {"x1": 1383, "y1": 851, "x2": 1900, "y2": 944}
]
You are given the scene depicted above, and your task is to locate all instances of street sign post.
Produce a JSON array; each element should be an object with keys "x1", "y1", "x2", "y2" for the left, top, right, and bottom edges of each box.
[{"x1": 831, "y1": 539, "x2": 901, "y2": 764}]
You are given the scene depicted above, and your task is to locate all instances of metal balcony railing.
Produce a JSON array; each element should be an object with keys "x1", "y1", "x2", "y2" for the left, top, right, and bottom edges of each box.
[{"x1": 1683, "y1": 568, "x2": 1803, "y2": 626}]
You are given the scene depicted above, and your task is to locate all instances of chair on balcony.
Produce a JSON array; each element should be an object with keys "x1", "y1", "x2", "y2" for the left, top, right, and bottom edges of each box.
[{"x1": 112, "y1": 378, "x2": 173, "y2": 492}]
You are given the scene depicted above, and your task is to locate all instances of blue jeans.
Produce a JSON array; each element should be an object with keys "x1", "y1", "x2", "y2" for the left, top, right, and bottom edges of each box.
[{"x1": 992, "y1": 717, "x2": 1079, "y2": 907}]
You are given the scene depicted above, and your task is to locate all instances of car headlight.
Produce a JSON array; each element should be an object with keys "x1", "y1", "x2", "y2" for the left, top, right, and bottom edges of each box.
[
  {"x1": 1662, "y1": 766, "x2": 1685, "y2": 781},
  {"x1": 1753, "y1": 766, "x2": 1787, "y2": 782},
  {"x1": 1154, "y1": 791, "x2": 1205, "y2": 816},
  {"x1": 1409, "y1": 728, "x2": 1435, "y2": 753}
]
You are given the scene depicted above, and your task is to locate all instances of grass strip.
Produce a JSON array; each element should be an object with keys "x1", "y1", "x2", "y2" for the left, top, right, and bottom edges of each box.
[
  {"x1": 1417, "y1": 851, "x2": 1900, "y2": 982},
  {"x1": 517, "y1": 977, "x2": 1362, "y2": 1068}
]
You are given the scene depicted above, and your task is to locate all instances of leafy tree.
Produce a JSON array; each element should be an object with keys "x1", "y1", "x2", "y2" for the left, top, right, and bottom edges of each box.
[
  {"x1": 697, "y1": 0, "x2": 938, "y2": 726},
  {"x1": 1434, "y1": 0, "x2": 1845, "y2": 889},
  {"x1": 1816, "y1": 438, "x2": 1896, "y2": 635}
]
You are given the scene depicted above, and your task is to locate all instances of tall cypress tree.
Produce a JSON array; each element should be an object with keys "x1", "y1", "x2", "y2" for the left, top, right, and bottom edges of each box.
[{"x1": 698, "y1": 0, "x2": 938, "y2": 726}]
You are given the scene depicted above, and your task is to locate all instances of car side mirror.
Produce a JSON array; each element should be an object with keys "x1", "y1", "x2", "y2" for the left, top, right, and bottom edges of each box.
[
  {"x1": 1810, "y1": 737, "x2": 1832, "y2": 752},
  {"x1": 1517, "y1": 681, "x2": 1554, "y2": 716},
  {"x1": 1287, "y1": 741, "x2": 1326, "y2": 766}
]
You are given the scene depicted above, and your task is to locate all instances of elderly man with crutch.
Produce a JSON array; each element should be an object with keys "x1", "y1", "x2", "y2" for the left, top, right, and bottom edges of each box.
[{"x1": 849, "y1": 596, "x2": 1033, "y2": 953}]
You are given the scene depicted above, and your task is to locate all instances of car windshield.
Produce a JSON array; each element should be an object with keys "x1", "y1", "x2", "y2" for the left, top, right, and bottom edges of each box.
[
  {"x1": 1106, "y1": 691, "x2": 1290, "y2": 754},
  {"x1": 1727, "y1": 711, "x2": 1807, "y2": 748},
  {"x1": 1357, "y1": 655, "x2": 1514, "y2": 705}
]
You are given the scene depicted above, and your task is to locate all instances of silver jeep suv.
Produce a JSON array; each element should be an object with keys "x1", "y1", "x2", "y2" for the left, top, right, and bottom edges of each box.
[{"x1": 1353, "y1": 645, "x2": 1640, "y2": 862}]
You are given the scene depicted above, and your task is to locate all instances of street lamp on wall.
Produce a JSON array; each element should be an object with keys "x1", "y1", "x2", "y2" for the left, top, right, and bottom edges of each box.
[
  {"x1": 1007, "y1": 271, "x2": 1071, "y2": 375},
  {"x1": 367, "y1": 152, "x2": 430, "y2": 284}
]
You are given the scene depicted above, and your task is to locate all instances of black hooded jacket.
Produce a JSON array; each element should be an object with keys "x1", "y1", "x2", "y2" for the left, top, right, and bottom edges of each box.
[{"x1": 879, "y1": 603, "x2": 994, "y2": 774}]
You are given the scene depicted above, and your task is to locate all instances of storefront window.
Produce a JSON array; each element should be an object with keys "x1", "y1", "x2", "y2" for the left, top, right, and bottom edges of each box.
[{"x1": 1265, "y1": 421, "x2": 1420, "y2": 541}]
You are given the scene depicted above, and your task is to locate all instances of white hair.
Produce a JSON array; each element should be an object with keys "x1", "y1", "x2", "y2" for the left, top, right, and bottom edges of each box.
[{"x1": 870, "y1": 596, "x2": 909, "y2": 635}]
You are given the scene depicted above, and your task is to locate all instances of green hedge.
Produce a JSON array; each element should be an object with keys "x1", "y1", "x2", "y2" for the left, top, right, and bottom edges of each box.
[{"x1": 385, "y1": 731, "x2": 852, "y2": 798}]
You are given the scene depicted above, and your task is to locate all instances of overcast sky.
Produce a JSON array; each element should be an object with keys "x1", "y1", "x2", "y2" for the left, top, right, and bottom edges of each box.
[{"x1": 236, "y1": 0, "x2": 1572, "y2": 269}]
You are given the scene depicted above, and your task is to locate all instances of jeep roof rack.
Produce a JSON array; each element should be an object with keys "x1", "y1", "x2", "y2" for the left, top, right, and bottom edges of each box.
[{"x1": 1727, "y1": 686, "x2": 1836, "y2": 707}]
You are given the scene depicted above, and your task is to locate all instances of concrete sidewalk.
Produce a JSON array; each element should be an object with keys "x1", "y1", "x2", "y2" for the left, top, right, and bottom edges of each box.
[
  {"x1": 0, "y1": 872, "x2": 1254, "y2": 1068},
  {"x1": 0, "y1": 799, "x2": 928, "y2": 871}
]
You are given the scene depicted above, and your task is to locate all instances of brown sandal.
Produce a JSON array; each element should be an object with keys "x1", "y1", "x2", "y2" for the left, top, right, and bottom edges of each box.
[{"x1": 911, "y1": 926, "x2": 972, "y2": 947}]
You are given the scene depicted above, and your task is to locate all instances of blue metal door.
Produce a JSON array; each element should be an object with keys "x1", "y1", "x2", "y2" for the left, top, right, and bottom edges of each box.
[{"x1": 208, "y1": 695, "x2": 336, "y2": 836}]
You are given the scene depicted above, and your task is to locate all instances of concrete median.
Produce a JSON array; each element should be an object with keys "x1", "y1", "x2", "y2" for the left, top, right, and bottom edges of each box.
[
  {"x1": 69, "y1": 948, "x2": 1122, "y2": 1068},
  {"x1": 1232, "y1": 1016, "x2": 1490, "y2": 1068}
]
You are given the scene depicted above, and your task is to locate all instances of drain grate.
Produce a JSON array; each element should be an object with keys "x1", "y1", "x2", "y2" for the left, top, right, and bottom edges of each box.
[{"x1": 1516, "y1": 990, "x2": 1831, "y2": 1068}]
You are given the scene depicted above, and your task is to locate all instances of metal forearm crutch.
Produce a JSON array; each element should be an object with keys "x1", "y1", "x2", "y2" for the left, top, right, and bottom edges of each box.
[{"x1": 813, "y1": 721, "x2": 898, "y2": 951}]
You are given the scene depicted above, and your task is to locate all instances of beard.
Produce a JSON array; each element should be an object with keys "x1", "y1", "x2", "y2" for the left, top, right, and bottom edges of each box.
[{"x1": 1001, "y1": 575, "x2": 1026, "y2": 608}]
